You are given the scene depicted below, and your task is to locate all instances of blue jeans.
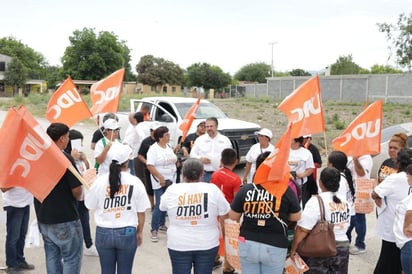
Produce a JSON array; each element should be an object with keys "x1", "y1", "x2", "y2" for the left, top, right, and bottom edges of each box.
[
  {"x1": 4, "y1": 205, "x2": 30, "y2": 267},
  {"x1": 95, "y1": 226, "x2": 138, "y2": 274},
  {"x1": 151, "y1": 188, "x2": 166, "y2": 231},
  {"x1": 202, "y1": 171, "x2": 213, "y2": 183},
  {"x1": 238, "y1": 240, "x2": 287, "y2": 274},
  {"x1": 168, "y1": 246, "x2": 219, "y2": 274},
  {"x1": 78, "y1": 201, "x2": 93, "y2": 248},
  {"x1": 38, "y1": 220, "x2": 83, "y2": 274},
  {"x1": 346, "y1": 213, "x2": 366, "y2": 249},
  {"x1": 401, "y1": 240, "x2": 412, "y2": 274}
]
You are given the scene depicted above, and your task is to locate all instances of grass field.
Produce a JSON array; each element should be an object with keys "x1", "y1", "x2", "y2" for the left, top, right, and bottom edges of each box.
[{"x1": 1, "y1": 93, "x2": 411, "y2": 155}]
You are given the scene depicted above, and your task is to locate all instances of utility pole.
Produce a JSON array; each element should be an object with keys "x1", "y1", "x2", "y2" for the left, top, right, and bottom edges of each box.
[{"x1": 268, "y1": 42, "x2": 277, "y2": 78}]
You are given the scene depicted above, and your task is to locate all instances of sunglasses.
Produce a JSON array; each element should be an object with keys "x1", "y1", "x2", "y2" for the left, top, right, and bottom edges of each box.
[{"x1": 107, "y1": 128, "x2": 120, "y2": 132}]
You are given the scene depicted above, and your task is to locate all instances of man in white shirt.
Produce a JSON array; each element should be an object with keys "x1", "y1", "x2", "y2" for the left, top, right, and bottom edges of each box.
[
  {"x1": 123, "y1": 112, "x2": 146, "y2": 176},
  {"x1": 190, "y1": 117, "x2": 232, "y2": 183}
]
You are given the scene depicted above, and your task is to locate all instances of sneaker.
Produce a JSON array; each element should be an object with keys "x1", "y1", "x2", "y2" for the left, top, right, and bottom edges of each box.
[
  {"x1": 213, "y1": 259, "x2": 222, "y2": 270},
  {"x1": 159, "y1": 225, "x2": 168, "y2": 232},
  {"x1": 6, "y1": 266, "x2": 24, "y2": 274},
  {"x1": 84, "y1": 245, "x2": 99, "y2": 256},
  {"x1": 151, "y1": 230, "x2": 159, "y2": 242},
  {"x1": 349, "y1": 246, "x2": 366, "y2": 255},
  {"x1": 223, "y1": 270, "x2": 238, "y2": 274},
  {"x1": 18, "y1": 261, "x2": 35, "y2": 270}
]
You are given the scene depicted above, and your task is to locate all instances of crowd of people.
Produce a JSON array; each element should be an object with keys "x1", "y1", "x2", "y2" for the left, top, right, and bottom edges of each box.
[{"x1": 3, "y1": 110, "x2": 412, "y2": 274}]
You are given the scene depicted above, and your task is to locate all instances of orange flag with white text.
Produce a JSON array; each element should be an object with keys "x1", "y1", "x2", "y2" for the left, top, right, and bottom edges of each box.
[
  {"x1": 332, "y1": 100, "x2": 382, "y2": 157},
  {"x1": 90, "y1": 68, "x2": 125, "y2": 115},
  {"x1": 46, "y1": 76, "x2": 92, "y2": 127},
  {"x1": 179, "y1": 97, "x2": 201, "y2": 142},
  {"x1": 254, "y1": 123, "x2": 292, "y2": 198},
  {"x1": 278, "y1": 75, "x2": 324, "y2": 138},
  {"x1": 0, "y1": 106, "x2": 71, "y2": 202}
]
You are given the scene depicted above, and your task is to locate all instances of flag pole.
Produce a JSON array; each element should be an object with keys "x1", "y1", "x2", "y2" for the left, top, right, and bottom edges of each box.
[
  {"x1": 68, "y1": 165, "x2": 90, "y2": 189},
  {"x1": 323, "y1": 131, "x2": 329, "y2": 158}
]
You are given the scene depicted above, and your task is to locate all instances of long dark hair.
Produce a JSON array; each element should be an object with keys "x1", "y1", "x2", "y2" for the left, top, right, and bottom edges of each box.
[
  {"x1": 328, "y1": 150, "x2": 355, "y2": 196},
  {"x1": 108, "y1": 160, "x2": 126, "y2": 198},
  {"x1": 320, "y1": 167, "x2": 342, "y2": 204}
]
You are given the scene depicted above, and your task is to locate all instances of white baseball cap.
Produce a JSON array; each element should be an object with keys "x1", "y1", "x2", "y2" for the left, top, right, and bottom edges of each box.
[
  {"x1": 255, "y1": 128, "x2": 273, "y2": 140},
  {"x1": 112, "y1": 144, "x2": 133, "y2": 164},
  {"x1": 303, "y1": 134, "x2": 312, "y2": 138},
  {"x1": 103, "y1": 119, "x2": 120, "y2": 130},
  {"x1": 150, "y1": 122, "x2": 161, "y2": 131}
]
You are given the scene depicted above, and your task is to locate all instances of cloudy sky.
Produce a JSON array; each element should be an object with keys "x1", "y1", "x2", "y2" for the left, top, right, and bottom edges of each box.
[{"x1": 1, "y1": 0, "x2": 410, "y2": 75}]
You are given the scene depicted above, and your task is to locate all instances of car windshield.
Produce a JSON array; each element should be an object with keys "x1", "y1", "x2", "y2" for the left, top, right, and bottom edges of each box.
[
  {"x1": 381, "y1": 125, "x2": 408, "y2": 143},
  {"x1": 174, "y1": 102, "x2": 228, "y2": 119}
]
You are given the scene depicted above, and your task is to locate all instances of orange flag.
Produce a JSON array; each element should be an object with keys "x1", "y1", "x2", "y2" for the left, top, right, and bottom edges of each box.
[
  {"x1": 179, "y1": 97, "x2": 201, "y2": 142},
  {"x1": 0, "y1": 106, "x2": 72, "y2": 202},
  {"x1": 332, "y1": 100, "x2": 382, "y2": 157},
  {"x1": 254, "y1": 123, "x2": 292, "y2": 199},
  {"x1": 90, "y1": 68, "x2": 125, "y2": 115},
  {"x1": 46, "y1": 76, "x2": 92, "y2": 127},
  {"x1": 278, "y1": 75, "x2": 324, "y2": 138}
]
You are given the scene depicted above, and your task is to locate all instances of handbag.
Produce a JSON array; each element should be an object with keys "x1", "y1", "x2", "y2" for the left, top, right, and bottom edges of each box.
[{"x1": 296, "y1": 195, "x2": 337, "y2": 257}]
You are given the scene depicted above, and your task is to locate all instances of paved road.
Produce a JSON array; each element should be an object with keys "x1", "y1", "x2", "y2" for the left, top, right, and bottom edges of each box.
[{"x1": 0, "y1": 110, "x2": 380, "y2": 273}]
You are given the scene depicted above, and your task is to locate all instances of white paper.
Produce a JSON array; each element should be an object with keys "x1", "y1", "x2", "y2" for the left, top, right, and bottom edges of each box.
[{"x1": 71, "y1": 139, "x2": 82, "y2": 152}]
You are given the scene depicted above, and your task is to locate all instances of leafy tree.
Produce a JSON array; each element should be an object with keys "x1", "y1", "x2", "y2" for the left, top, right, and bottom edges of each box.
[
  {"x1": 234, "y1": 62, "x2": 271, "y2": 83},
  {"x1": 4, "y1": 58, "x2": 28, "y2": 95},
  {"x1": 330, "y1": 55, "x2": 363, "y2": 75},
  {"x1": 378, "y1": 12, "x2": 412, "y2": 70},
  {"x1": 289, "y1": 68, "x2": 312, "y2": 76},
  {"x1": 136, "y1": 55, "x2": 184, "y2": 90},
  {"x1": 61, "y1": 28, "x2": 135, "y2": 81},
  {"x1": 370, "y1": 64, "x2": 403, "y2": 74},
  {"x1": 0, "y1": 36, "x2": 46, "y2": 80},
  {"x1": 186, "y1": 63, "x2": 231, "y2": 90}
]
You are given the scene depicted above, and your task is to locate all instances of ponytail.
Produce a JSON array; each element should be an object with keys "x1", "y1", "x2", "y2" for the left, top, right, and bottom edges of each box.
[{"x1": 109, "y1": 160, "x2": 122, "y2": 198}]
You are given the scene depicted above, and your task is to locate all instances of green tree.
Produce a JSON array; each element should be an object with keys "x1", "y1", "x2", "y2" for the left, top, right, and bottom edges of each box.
[
  {"x1": 186, "y1": 63, "x2": 231, "y2": 90},
  {"x1": 378, "y1": 12, "x2": 412, "y2": 70},
  {"x1": 136, "y1": 55, "x2": 184, "y2": 91},
  {"x1": 61, "y1": 28, "x2": 135, "y2": 81},
  {"x1": 0, "y1": 36, "x2": 46, "y2": 80},
  {"x1": 234, "y1": 62, "x2": 270, "y2": 83},
  {"x1": 289, "y1": 68, "x2": 312, "y2": 76},
  {"x1": 370, "y1": 64, "x2": 403, "y2": 74},
  {"x1": 330, "y1": 55, "x2": 363, "y2": 75},
  {"x1": 4, "y1": 58, "x2": 28, "y2": 96}
]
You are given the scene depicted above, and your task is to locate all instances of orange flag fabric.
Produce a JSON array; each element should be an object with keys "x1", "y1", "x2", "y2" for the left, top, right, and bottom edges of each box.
[
  {"x1": 0, "y1": 106, "x2": 72, "y2": 202},
  {"x1": 46, "y1": 76, "x2": 92, "y2": 127},
  {"x1": 179, "y1": 97, "x2": 201, "y2": 142},
  {"x1": 90, "y1": 68, "x2": 125, "y2": 115},
  {"x1": 254, "y1": 123, "x2": 292, "y2": 199},
  {"x1": 278, "y1": 75, "x2": 324, "y2": 138},
  {"x1": 332, "y1": 100, "x2": 382, "y2": 157}
]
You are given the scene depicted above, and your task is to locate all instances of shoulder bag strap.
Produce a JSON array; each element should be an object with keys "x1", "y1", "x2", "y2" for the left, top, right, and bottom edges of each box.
[{"x1": 316, "y1": 195, "x2": 326, "y2": 221}]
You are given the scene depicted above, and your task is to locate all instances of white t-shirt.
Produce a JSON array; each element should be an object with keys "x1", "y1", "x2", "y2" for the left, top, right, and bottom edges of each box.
[
  {"x1": 94, "y1": 138, "x2": 123, "y2": 175},
  {"x1": 393, "y1": 195, "x2": 412, "y2": 249},
  {"x1": 190, "y1": 133, "x2": 232, "y2": 172},
  {"x1": 347, "y1": 155, "x2": 373, "y2": 179},
  {"x1": 85, "y1": 171, "x2": 150, "y2": 228},
  {"x1": 288, "y1": 147, "x2": 315, "y2": 185},
  {"x1": 245, "y1": 143, "x2": 275, "y2": 184},
  {"x1": 159, "y1": 182, "x2": 230, "y2": 251},
  {"x1": 374, "y1": 172, "x2": 410, "y2": 242},
  {"x1": 297, "y1": 192, "x2": 350, "y2": 242},
  {"x1": 2, "y1": 187, "x2": 33, "y2": 207},
  {"x1": 337, "y1": 173, "x2": 355, "y2": 216},
  {"x1": 146, "y1": 143, "x2": 177, "y2": 190},
  {"x1": 123, "y1": 124, "x2": 145, "y2": 158}
]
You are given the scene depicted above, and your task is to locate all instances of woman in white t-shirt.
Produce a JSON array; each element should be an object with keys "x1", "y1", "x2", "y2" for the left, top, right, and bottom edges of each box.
[
  {"x1": 290, "y1": 167, "x2": 351, "y2": 273},
  {"x1": 372, "y1": 148, "x2": 412, "y2": 274},
  {"x1": 327, "y1": 151, "x2": 356, "y2": 216},
  {"x1": 85, "y1": 144, "x2": 150, "y2": 274},
  {"x1": 159, "y1": 158, "x2": 230, "y2": 274},
  {"x1": 242, "y1": 128, "x2": 275, "y2": 184},
  {"x1": 393, "y1": 164, "x2": 412, "y2": 274},
  {"x1": 146, "y1": 126, "x2": 177, "y2": 242}
]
